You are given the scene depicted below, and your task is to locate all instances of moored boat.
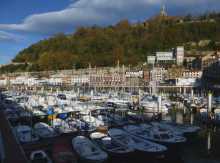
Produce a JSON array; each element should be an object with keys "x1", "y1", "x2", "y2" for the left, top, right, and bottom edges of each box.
[
  {"x1": 30, "y1": 150, "x2": 52, "y2": 163},
  {"x1": 34, "y1": 122, "x2": 57, "y2": 138},
  {"x1": 108, "y1": 128, "x2": 167, "y2": 156},
  {"x1": 90, "y1": 132, "x2": 134, "y2": 160},
  {"x1": 72, "y1": 136, "x2": 108, "y2": 163},
  {"x1": 139, "y1": 123, "x2": 186, "y2": 146},
  {"x1": 14, "y1": 125, "x2": 39, "y2": 143}
]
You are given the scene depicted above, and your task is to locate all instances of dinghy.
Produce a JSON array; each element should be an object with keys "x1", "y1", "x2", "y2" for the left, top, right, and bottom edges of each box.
[
  {"x1": 72, "y1": 136, "x2": 108, "y2": 163},
  {"x1": 90, "y1": 132, "x2": 134, "y2": 158},
  {"x1": 34, "y1": 122, "x2": 57, "y2": 138},
  {"x1": 14, "y1": 125, "x2": 39, "y2": 143},
  {"x1": 30, "y1": 150, "x2": 52, "y2": 163}
]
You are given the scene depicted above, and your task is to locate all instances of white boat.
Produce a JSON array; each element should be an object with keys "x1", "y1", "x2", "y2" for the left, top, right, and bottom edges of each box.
[
  {"x1": 90, "y1": 132, "x2": 134, "y2": 157},
  {"x1": 106, "y1": 98, "x2": 130, "y2": 108},
  {"x1": 82, "y1": 115, "x2": 105, "y2": 127},
  {"x1": 108, "y1": 128, "x2": 167, "y2": 154},
  {"x1": 140, "y1": 95, "x2": 171, "y2": 113},
  {"x1": 126, "y1": 124, "x2": 186, "y2": 146},
  {"x1": 152, "y1": 121, "x2": 200, "y2": 136},
  {"x1": 52, "y1": 118, "x2": 77, "y2": 134},
  {"x1": 96, "y1": 115, "x2": 114, "y2": 126},
  {"x1": 34, "y1": 122, "x2": 57, "y2": 138},
  {"x1": 66, "y1": 117, "x2": 96, "y2": 132},
  {"x1": 30, "y1": 150, "x2": 52, "y2": 163},
  {"x1": 72, "y1": 136, "x2": 108, "y2": 163},
  {"x1": 14, "y1": 125, "x2": 39, "y2": 143}
]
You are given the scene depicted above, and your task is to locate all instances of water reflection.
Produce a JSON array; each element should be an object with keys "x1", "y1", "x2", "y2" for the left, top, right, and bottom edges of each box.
[{"x1": 166, "y1": 108, "x2": 220, "y2": 161}]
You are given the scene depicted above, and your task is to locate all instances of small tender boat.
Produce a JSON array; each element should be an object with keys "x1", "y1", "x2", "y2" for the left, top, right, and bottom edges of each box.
[
  {"x1": 72, "y1": 136, "x2": 108, "y2": 163},
  {"x1": 108, "y1": 128, "x2": 167, "y2": 155},
  {"x1": 90, "y1": 132, "x2": 134, "y2": 159},
  {"x1": 34, "y1": 122, "x2": 57, "y2": 138},
  {"x1": 30, "y1": 150, "x2": 52, "y2": 163},
  {"x1": 53, "y1": 138, "x2": 78, "y2": 163},
  {"x1": 14, "y1": 125, "x2": 39, "y2": 143}
]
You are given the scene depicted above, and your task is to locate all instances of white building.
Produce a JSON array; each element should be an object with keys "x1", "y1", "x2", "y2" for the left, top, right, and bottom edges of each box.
[
  {"x1": 0, "y1": 78, "x2": 7, "y2": 86},
  {"x1": 156, "y1": 52, "x2": 174, "y2": 62},
  {"x1": 176, "y1": 78, "x2": 197, "y2": 86},
  {"x1": 183, "y1": 70, "x2": 202, "y2": 79},
  {"x1": 125, "y1": 71, "x2": 143, "y2": 78},
  {"x1": 147, "y1": 56, "x2": 156, "y2": 65},
  {"x1": 176, "y1": 46, "x2": 184, "y2": 65},
  {"x1": 72, "y1": 75, "x2": 89, "y2": 84}
]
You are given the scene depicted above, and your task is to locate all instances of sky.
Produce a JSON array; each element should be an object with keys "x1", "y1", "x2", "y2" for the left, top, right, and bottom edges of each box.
[{"x1": 0, "y1": 0, "x2": 220, "y2": 64}]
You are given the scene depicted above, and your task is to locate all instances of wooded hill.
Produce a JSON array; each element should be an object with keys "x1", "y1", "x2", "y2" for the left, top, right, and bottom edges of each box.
[{"x1": 1, "y1": 12, "x2": 220, "y2": 73}]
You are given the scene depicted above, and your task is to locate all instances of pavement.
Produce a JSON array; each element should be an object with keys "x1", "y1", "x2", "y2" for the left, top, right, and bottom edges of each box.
[{"x1": 0, "y1": 110, "x2": 29, "y2": 163}]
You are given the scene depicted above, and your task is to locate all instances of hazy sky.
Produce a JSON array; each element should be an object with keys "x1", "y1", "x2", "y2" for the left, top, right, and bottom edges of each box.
[{"x1": 0, "y1": 0, "x2": 220, "y2": 64}]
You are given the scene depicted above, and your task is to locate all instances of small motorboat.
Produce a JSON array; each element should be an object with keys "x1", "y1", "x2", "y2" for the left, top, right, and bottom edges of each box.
[
  {"x1": 81, "y1": 115, "x2": 105, "y2": 128},
  {"x1": 66, "y1": 117, "x2": 96, "y2": 133},
  {"x1": 14, "y1": 125, "x2": 39, "y2": 143},
  {"x1": 90, "y1": 132, "x2": 134, "y2": 159},
  {"x1": 53, "y1": 138, "x2": 78, "y2": 163},
  {"x1": 108, "y1": 128, "x2": 167, "y2": 155},
  {"x1": 72, "y1": 136, "x2": 108, "y2": 163},
  {"x1": 52, "y1": 118, "x2": 77, "y2": 134},
  {"x1": 139, "y1": 123, "x2": 186, "y2": 145},
  {"x1": 34, "y1": 122, "x2": 57, "y2": 138},
  {"x1": 30, "y1": 150, "x2": 52, "y2": 163},
  {"x1": 152, "y1": 121, "x2": 200, "y2": 136}
]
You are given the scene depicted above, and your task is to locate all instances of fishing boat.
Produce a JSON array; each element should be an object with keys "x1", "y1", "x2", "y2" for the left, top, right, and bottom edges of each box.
[
  {"x1": 34, "y1": 122, "x2": 57, "y2": 138},
  {"x1": 30, "y1": 150, "x2": 52, "y2": 163},
  {"x1": 108, "y1": 128, "x2": 167, "y2": 155},
  {"x1": 14, "y1": 125, "x2": 39, "y2": 143},
  {"x1": 72, "y1": 136, "x2": 108, "y2": 163},
  {"x1": 90, "y1": 132, "x2": 134, "y2": 159},
  {"x1": 53, "y1": 138, "x2": 78, "y2": 163}
]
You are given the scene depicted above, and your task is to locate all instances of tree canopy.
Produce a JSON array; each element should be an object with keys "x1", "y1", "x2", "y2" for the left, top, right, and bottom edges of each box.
[{"x1": 1, "y1": 12, "x2": 220, "y2": 73}]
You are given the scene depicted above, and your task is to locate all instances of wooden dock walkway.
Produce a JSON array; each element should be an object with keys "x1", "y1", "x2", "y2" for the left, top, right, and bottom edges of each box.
[{"x1": 0, "y1": 110, "x2": 29, "y2": 163}]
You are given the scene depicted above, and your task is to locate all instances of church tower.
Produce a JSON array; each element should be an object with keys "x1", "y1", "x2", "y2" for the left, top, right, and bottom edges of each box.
[{"x1": 160, "y1": 5, "x2": 167, "y2": 17}]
